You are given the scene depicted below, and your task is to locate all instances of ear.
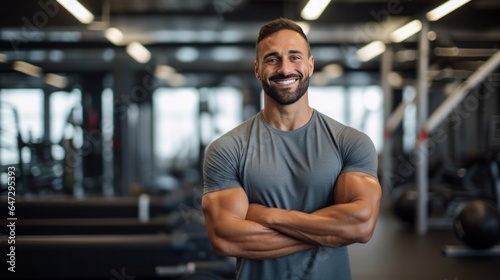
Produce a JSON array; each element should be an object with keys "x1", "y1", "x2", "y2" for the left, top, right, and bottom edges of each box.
[
  {"x1": 308, "y1": 55, "x2": 315, "y2": 77},
  {"x1": 254, "y1": 60, "x2": 261, "y2": 80}
]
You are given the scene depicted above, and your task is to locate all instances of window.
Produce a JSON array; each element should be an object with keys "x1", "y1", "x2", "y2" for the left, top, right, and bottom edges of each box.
[
  {"x1": 1, "y1": 89, "x2": 43, "y2": 165},
  {"x1": 153, "y1": 87, "x2": 200, "y2": 170},
  {"x1": 50, "y1": 89, "x2": 82, "y2": 160},
  {"x1": 153, "y1": 86, "x2": 243, "y2": 174}
]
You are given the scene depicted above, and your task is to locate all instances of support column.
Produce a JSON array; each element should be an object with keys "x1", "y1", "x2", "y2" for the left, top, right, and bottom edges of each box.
[
  {"x1": 113, "y1": 56, "x2": 134, "y2": 196},
  {"x1": 80, "y1": 73, "x2": 105, "y2": 195},
  {"x1": 381, "y1": 46, "x2": 394, "y2": 203},
  {"x1": 416, "y1": 20, "x2": 430, "y2": 235}
]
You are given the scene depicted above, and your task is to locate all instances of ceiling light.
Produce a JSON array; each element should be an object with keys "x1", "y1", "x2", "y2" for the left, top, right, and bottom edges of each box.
[
  {"x1": 426, "y1": 0, "x2": 471, "y2": 21},
  {"x1": 322, "y1": 64, "x2": 343, "y2": 79},
  {"x1": 13, "y1": 61, "x2": 42, "y2": 77},
  {"x1": 219, "y1": 30, "x2": 244, "y2": 42},
  {"x1": 168, "y1": 73, "x2": 186, "y2": 87},
  {"x1": 357, "y1": 41, "x2": 386, "y2": 62},
  {"x1": 212, "y1": 47, "x2": 244, "y2": 62},
  {"x1": 155, "y1": 65, "x2": 176, "y2": 80},
  {"x1": 390, "y1": 20, "x2": 422, "y2": 43},
  {"x1": 45, "y1": 73, "x2": 68, "y2": 88},
  {"x1": 176, "y1": 47, "x2": 199, "y2": 63},
  {"x1": 427, "y1": 31, "x2": 437, "y2": 41},
  {"x1": 126, "y1": 42, "x2": 151, "y2": 64},
  {"x1": 301, "y1": 0, "x2": 331, "y2": 20},
  {"x1": 56, "y1": 0, "x2": 94, "y2": 24},
  {"x1": 388, "y1": 72, "x2": 404, "y2": 88},
  {"x1": 105, "y1": 27, "x2": 123, "y2": 45}
]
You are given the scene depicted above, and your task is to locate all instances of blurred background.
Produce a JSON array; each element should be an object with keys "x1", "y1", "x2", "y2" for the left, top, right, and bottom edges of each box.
[{"x1": 0, "y1": 0, "x2": 499, "y2": 279}]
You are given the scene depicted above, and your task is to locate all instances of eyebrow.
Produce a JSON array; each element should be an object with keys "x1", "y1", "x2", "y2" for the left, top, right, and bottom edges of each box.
[{"x1": 262, "y1": 49, "x2": 304, "y2": 60}]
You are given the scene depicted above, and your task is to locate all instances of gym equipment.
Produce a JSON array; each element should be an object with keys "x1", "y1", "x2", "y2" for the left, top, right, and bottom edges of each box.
[
  {"x1": 0, "y1": 233, "x2": 235, "y2": 280},
  {"x1": 392, "y1": 184, "x2": 433, "y2": 224},
  {"x1": 453, "y1": 199, "x2": 500, "y2": 250},
  {"x1": 0, "y1": 102, "x2": 24, "y2": 193},
  {"x1": 0, "y1": 191, "x2": 187, "y2": 220},
  {"x1": 1, "y1": 212, "x2": 188, "y2": 235}
]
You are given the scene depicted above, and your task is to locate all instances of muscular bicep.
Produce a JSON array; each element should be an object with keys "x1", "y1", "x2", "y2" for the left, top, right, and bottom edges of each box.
[
  {"x1": 334, "y1": 171, "x2": 381, "y2": 205},
  {"x1": 202, "y1": 187, "x2": 249, "y2": 245},
  {"x1": 202, "y1": 187, "x2": 248, "y2": 223},
  {"x1": 332, "y1": 171, "x2": 382, "y2": 235}
]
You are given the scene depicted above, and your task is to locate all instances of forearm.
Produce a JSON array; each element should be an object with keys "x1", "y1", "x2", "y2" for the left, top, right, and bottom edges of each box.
[
  {"x1": 247, "y1": 201, "x2": 377, "y2": 247},
  {"x1": 209, "y1": 217, "x2": 313, "y2": 260},
  {"x1": 248, "y1": 172, "x2": 382, "y2": 247},
  {"x1": 202, "y1": 188, "x2": 314, "y2": 260}
]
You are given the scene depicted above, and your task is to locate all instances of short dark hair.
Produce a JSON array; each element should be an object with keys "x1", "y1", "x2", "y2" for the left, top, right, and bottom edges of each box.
[{"x1": 256, "y1": 18, "x2": 310, "y2": 59}]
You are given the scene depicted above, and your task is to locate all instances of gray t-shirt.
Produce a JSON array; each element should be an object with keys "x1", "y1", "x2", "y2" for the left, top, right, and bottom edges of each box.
[{"x1": 203, "y1": 109, "x2": 378, "y2": 280}]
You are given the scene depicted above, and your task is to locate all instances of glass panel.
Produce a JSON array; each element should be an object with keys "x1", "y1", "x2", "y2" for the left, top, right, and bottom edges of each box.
[
  {"x1": 309, "y1": 86, "x2": 345, "y2": 124},
  {"x1": 1, "y1": 89, "x2": 44, "y2": 165},
  {"x1": 348, "y1": 86, "x2": 384, "y2": 153},
  {"x1": 1, "y1": 89, "x2": 44, "y2": 142},
  {"x1": 209, "y1": 87, "x2": 243, "y2": 140},
  {"x1": 50, "y1": 89, "x2": 82, "y2": 161},
  {"x1": 153, "y1": 87, "x2": 199, "y2": 170}
]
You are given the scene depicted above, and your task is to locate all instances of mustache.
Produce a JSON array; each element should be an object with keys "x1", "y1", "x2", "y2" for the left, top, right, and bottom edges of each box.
[{"x1": 269, "y1": 74, "x2": 302, "y2": 81}]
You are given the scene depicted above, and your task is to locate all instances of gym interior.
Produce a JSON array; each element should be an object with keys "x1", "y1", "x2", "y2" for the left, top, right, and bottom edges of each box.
[{"x1": 1, "y1": 0, "x2": 499, "y2": 279}]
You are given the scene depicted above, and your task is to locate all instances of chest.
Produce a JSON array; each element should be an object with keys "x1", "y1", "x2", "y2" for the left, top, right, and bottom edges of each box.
[{"x1": 239, "y1": 128, "x2": 342, "y2": 211}]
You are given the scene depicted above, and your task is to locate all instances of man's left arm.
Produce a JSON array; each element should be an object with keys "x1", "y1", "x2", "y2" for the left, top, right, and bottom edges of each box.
[{"x1": 246, "y1": 171, "x2": 382, "y2": 247}]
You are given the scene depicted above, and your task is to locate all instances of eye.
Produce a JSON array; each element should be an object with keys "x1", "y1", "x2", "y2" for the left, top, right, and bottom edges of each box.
[
  {"x1": 291, "y1": 55, "x2": 301, "y2": 61},
  {"x1": 266, "y1": 57, "x2": 279, "y2": 63}
]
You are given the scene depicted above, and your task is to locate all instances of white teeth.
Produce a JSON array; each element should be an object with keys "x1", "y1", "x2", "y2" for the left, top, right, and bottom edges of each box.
[{"x1": 276, "y1": 79, "x2": 296, "y2": 85}]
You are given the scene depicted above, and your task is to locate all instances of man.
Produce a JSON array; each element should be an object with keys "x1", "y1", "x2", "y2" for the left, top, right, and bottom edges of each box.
[{"x1": 202, "y1": 18, "x2": 381, "y2": 280}]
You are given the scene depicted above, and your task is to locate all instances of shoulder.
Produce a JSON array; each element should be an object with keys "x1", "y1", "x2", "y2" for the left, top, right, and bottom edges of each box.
[{"x1": 315, "y1": 111, "x2": 372, "y2": 145}]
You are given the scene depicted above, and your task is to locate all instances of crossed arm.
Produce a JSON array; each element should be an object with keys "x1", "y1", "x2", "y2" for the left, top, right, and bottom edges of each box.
[{"x1": 201, "y1": 171, "x2": 381, "y2": 260}]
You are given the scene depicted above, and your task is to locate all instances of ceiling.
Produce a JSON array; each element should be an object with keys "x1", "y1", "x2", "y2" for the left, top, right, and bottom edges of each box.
[{"x1": 1, "y1": 0, "x2": 499, "y2": 88}]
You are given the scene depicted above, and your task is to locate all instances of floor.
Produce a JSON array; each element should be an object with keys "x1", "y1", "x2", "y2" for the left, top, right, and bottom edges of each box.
[{"x1": 348, "y1": 202, "x2": 500, "y2": 280}]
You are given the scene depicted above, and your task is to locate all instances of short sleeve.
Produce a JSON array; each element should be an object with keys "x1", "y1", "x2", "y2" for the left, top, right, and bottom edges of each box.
[
  {"x1": 202, "y1": 136, "x2": 243, "y2": 195},
  {"x1": 340, "y1": 128, "x2": 378, "y2": 178}
]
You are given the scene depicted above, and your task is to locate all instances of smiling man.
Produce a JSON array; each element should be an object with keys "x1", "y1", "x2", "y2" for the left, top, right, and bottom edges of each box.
[{"x1": 202, "y1": 18, "x2": 382, "y2": 280}]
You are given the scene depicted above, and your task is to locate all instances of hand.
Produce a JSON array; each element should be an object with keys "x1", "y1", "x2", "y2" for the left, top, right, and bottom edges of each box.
[{"x1": 246, "y1": 203, "x2": 270, "y2": 225}]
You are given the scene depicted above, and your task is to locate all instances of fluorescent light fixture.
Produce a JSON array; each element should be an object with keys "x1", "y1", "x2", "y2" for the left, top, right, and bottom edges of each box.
[
  {"x1": 390, "y1": 20, "x2": 422, "y2": 43},
  {"x1": 155, "y1": 65, "x2": 176, "y2": 80},
  {"x1": 322, "y1": 63, "x2": 343, "y2": 79},
  {"x1": 212, "y1": 47, "x2": 244, "y2": 62},
  {"x1": 126, "y1": 42, "x2": 151, "y2": 64},
  {"x1": 168, "y1": 73, "x2": 186, "y2": 87},
  {"x1": 219, "y1": 30, "x2": 244, "y2": 42},
  {"x1": 426, "y1": 0, "x2": 471, "y2": 21},
  {"x1": 105, "y1": 27, "x2": 123, "y2": 45},
  {"x1": 56, "y1": 0, "x2": 94, "y2": 24},
  {"x1": 176, "y1": 47, "x2": 199, "y2": 63},
  {"x1": 45, "y1": 73, "x2": 68, "y2": 88},
  {"x1": 13, "y1": 61, "x2": 42, "y2": 77},
  {"x1": 301, "y1": 0, "x2": 331, "y2": 20},
  {"x1": 0, "y1": 53, "x2": 6, "y2": 63},
  {"x1": 357, "y1": 41, "x2": 386, "y2": 62}
]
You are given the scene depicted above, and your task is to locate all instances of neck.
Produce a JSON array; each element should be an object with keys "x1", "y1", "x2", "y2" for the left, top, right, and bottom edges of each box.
[{"x1": 262, "y1": 93, "x2": 313, "y2": 131}]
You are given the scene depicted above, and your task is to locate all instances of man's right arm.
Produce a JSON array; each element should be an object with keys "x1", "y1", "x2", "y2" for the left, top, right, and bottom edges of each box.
[{"x1": 202, "y1": 187, "x2": 314, "y2": 260}]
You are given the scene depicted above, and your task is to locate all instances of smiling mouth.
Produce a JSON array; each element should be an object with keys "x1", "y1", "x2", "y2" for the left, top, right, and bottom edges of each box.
[{"x1": 273, "y1": 78, "x2": 299, "y2": 85}]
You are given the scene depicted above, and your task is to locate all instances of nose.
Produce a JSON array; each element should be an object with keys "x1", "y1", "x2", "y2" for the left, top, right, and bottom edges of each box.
[{"x1": 277, "y1": 58, "x2": 294, "y2": 76}]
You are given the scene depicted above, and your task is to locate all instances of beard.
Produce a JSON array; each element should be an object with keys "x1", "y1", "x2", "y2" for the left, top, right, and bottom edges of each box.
[{"x1": 262, "y1": 73, "x2": 310, "y2": 105}]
